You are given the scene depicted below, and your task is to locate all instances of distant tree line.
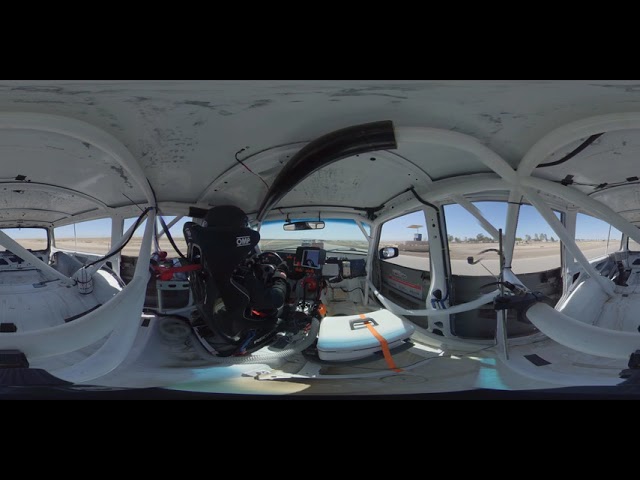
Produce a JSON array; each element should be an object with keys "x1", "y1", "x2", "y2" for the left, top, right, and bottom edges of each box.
[{"x1": 447, "y1": 233, "x2": 557, "y2": 243}]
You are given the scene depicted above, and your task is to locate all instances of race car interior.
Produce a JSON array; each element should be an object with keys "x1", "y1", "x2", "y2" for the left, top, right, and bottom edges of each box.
[{"x1": 181, "y1": 213, "x2": 370, "y2": 358}]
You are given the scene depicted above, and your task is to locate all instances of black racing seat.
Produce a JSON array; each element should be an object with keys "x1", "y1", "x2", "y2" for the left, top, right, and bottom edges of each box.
[{"x1": 183, "y1": 206, "x2": 281, "y2": 354}]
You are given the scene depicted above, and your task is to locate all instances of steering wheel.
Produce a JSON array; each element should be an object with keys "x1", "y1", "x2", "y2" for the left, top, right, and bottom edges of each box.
[
  {"x1": 249, "y1": 250, "x2": 287, "y2": 286},
  {"x1": 256, "y1": 251, "x2": 285, "y2": 267},
  {"x1": 252, "y1": 251, "x2": 286, "y2": 278}
]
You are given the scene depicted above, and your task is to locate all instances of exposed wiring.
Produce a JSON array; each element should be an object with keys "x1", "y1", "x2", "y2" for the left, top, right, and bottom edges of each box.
[
  {"x1": 235, "y1": 147, "x2": 270, "y2": 190},
  {"x1": 553, "y1": 180, "x2": 600, "y2": 187},
  {"x1": 587, "y1": 180, "x2": 640, "y2": 196},
  {"x1": 147, "y1": 179, "x2": 159, "y2": 210},
  {"x1": 142, "y1": 309, "x2": 192, "y2": 323},
  {"x1": 553, "y1": 177, "x2": 640, "y2": 191},
  {"x1": 122, "y1": 192, "x2": 145, "y2": 212},
  {"x1": 158, "y1": 214, "x2": 186, "y2": 260},
  {"x1": 84, "y1": 207, "x2": 152, "y2": 268},
  {"x1": 592, "y1": 179, "x2": 639, "y2": 190},
  {"x1": 330, "y1": 286, "x2": 364, "y2": 294},
  {"x1": 339, "y1": 287, "x2": 365, "y2": 294},
  {"x1": 328, "y1": 285, "x2": 365, "y2": 299},
  {"x1": 146, "y1": 181, "x2": 187, "y2": 260}
]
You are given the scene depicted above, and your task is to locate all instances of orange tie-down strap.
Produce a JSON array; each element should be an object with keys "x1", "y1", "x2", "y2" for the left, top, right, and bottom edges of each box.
[{"x1": 359, "y1": 314, "x2": 403, "y2": 372}]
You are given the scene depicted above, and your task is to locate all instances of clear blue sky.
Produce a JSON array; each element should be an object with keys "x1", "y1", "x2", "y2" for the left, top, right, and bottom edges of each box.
[
  {"x1": 443, "y1": 202, "x2": 621, "y2": 241},
  {"x1": 575, "y1": 214, "x2": 621, "y2": 241},
  {"x1": 379, "y1": 202, "x2": 623, "y2": 242},
  {"x1": 442, "y1": 203, "x2": 561, "y2": 240},
  {"x1": 3, "y1": 204, "x2": 625, "y2": 243},
  {"x1": 1, "y1": 227, "x2": 49, "y2": 239},
  {"x1": 379, "y1": 211, "x2": 430, "y2": 242}
]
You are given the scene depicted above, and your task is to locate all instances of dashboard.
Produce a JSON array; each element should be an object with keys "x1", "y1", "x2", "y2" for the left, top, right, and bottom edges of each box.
[{"x1": 274, "y1": 246, "x2": 367, "y2": 280}]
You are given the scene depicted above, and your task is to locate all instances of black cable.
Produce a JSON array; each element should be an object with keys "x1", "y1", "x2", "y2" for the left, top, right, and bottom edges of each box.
[
  {"x1": 553, "y1": 178, "x2": 637, "y2": 190},
  {"x1": 537, "y1": 133, "x2": 603, "y2": 168},
  {"x1": 587, "y1": 180, "x2": 640, "y2": 196},
  {"x1": 158, "y1": 214, "x2": 187, "y2": 260},
  {"x1": 147, "y1": 180, "x2": 160, "y2": 212},
  {"x1": 329, "y1": 286, "x2": 365, "y2": 295},
  {"x1": 553, "y1": 181, "x2": 600, "y2": 187},
  {"x1": 146, "y1": 181, "x2": 187, "y2": 260},
  {"x1": 143, "y1": 309, "x2": 191, "y2": 323},
  {"x1": 409, "y1": 188, "x2": 451, "y2": 301},
  {"x1": 593, "y1": 180, "x2": 635, "y2": 189},
  {"x1": 84, "y1": 207, "x2": 152, "y2": 268},
  {"x1": 342, "y1": 287, "x2": 364, "y2": 294}
]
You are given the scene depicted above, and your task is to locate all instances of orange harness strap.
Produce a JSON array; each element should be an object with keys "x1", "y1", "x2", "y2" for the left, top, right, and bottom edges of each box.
[{"x1": 359, "y1": 314, "x2": 403, "y2": 372}]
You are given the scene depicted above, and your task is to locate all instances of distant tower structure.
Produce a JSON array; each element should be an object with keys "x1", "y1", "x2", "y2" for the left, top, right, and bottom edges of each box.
[{"x1": 407, "y1": 224, "x2": 423, "y2": 241}]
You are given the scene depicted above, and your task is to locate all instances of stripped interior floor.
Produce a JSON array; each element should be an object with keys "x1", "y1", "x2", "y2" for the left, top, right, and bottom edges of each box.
[{"x1": 0, "y1": 269, "x2": 121, "y2": 332}]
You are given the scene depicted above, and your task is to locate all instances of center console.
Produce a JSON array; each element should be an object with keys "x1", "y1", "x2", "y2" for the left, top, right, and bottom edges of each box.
[{"x1": 294, "y1": 246, "x2": 326, "y2": 272}]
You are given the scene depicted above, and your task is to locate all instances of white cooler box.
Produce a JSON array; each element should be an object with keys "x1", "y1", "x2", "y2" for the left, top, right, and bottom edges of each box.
[{"x1": 317, "y1": 309, "x2": 415, "y2": 361}]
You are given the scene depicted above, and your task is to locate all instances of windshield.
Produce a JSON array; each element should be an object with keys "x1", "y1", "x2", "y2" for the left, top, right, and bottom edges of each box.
[{"x1": 259, "y1": 218, "x2": 369, "y2": 253}]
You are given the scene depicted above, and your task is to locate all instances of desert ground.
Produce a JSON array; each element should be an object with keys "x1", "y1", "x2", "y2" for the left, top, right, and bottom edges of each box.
[
  {"x1": 14, "y1": 237, "x2": 615, "y2": 275},
  {"x1": 388, "y1": 240, "x2": 613, "y2": 275}
]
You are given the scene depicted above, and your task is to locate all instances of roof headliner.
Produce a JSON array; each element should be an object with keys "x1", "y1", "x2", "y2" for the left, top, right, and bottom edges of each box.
[{"x1": 2, "y1": 80, "x2": 640, "y2": 225}]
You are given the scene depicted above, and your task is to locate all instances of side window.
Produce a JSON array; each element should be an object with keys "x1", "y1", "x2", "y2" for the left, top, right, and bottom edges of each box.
[
  {"x1": 444, "y1": 201, "x2": 506, "y2": 276},
  {"x1": 629, "y1": 231, "x2": 640, "y2": 251},
  {"x1": 122, "y1": 216, "x2": 190, "y2": 257},
  {"x1": 378, "y1": 210, "x2": 429, "y2": 308},
  {"x1": 512, "y1": 205, "x2": 561, "y2": 274},
  {"x1": 575, "y1": 213, "x2": 622, "y2": 261},
  {"x1": 54, "y1": 218, "x2": 112, "y2": 254},
  {"x1": 123, "y1": 217, "x2": 148, "y2": 257},
  {"x1": 379, "y1": 210, "x2": 429, "y2": 270},
  {"x1": 1, "y1": 228, "x2": 48, "y2": 251}
]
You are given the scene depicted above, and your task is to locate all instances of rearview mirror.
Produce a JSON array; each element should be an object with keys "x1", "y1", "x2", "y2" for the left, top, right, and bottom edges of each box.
[
  {"x1": 283, "y1": 221, "x2": 325, "y2": 231},
  {"x1": 379, "y1": 247, "x2": 399, "y2": 259}
]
